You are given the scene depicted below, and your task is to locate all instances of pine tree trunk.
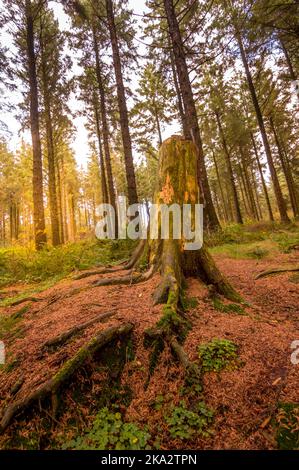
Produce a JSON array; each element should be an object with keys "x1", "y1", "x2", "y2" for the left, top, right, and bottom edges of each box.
[
  {"x1": 56, "y1": 158, "x2": 65, "y2": 245},
  {"x1": 163, "y1": 0, "x2": 220, "y2": 231},
  {"x1": 149, "y1": 136, "x2": 241, "y2": 305},
  {"x1": 25, "y1": 0, "x2": 47, "y2": 250},
  {"x1": 269, "y1": 117, "x2": 298, "y2": 217},
  {"x1": 239, "y1": 146, "x2": 259, "y2": 221},
  {"x1": 251, "y1": 132, "x2": 274, "y2": 221},
  {"x1": 40, "y1": 33, "x2": 61, "y2": 246},
  {"x1": 211, "y1": 150, "x2": 229, "y2": 222},
  {"x1": 236, "y1": 31, "x2": 290, "y2": 223},
  {"x1": 92, "y1": 25, "x2": 118, "y2": 224},
  {"x1": 280, "y1": 38, "x2": 297, "y2": 80},
  {"x1": 215, "y1": 111, "x2": 243, "y2": 224},
  {"x1": 93, "y1": 91, "x2": 108, "y2": 204},
  {"x1": 105, "y1": 0, "x2": 138, "y2": 206},
  {"x1": 169, "y1": 44, "x2": 188, "y2": 136}
]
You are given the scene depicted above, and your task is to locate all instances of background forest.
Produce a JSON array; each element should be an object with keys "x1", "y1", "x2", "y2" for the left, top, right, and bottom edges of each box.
[
  {"x1": 0, "y1": 0, "x2": 298, "y2": 452},
  {"x1": 0, "y1": 0, "x2": 298, "y2": 252}
]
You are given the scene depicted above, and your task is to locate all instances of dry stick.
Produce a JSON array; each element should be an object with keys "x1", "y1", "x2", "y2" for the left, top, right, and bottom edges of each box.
[
  {"x1": 0, "y1": 323, "x2": 134, "y2": 435},
  {"x1": 43, "y1": 310, "x2": 118, "y2": 350},
  {"x1": 255, "y1": 265, "x2": 299, "y2": 280}
]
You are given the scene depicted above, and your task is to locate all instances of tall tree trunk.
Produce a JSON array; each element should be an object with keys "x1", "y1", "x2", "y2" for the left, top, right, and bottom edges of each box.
[
  {"x1": 163, "y1": 0, "x2": 220, "y2": 231},
  {"x1": 211, "y1": 149, "x2": 229, "y2": 222},
  {"x1": 169, "y1": 44, "x2": 188, "y2": 136},
  {"x1": 105, "y1": 0, "x2": 138, "y2": 206},
  {"x1": 215, "y1": 111, "x2": 243, "y2": 224},
  {"x1": 251, "y1": 132, "x2": 274, "y2": 221},
  {"x1": 250, "y1": 164, "x2": 263, "y2": 220},
  {"x1": 280, "y1": 38, "x2": 297, "y2": 80},
  {"x1": 236, "y1": 31, "x2": 290, "y2": 223},
  {"x1": 25, "y1": 0, "x2": 47, "y2": 249},
  {"x1": 56, "y1": 158, "x2": 65, "y2": 244},
  {"x1": 93, "y1": 91, "x2": 108, "y2": 204},
  {"x1": 40, "y1": 31, "x2": 61, "y2": 246},
  {"x1": 269, "y1": 116, "x2": 298, "y2": 217},
  {"x1": 153, "y1": 105, "x2": 163, "y2": 147},
  {"x1": 239, "y1": 146, "x2": 259, "y2": 220},
  {"x1": 92, "y1": 26, "x2": 117, "y2": 218}
]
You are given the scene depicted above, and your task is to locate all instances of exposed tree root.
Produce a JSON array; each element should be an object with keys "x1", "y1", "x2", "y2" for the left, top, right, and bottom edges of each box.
[
  {"x1": 73, "y1": 266, "x2": 126, "y2": 280},
  {"x1": 124, "y1": 239, "x2": 147, "y2": 270},
  {"x1": 255, "y1": 265, "x2": 299, "y2": 279},
  {"x1": 73, "y1": 240, "x2": 147, "y2": 281},
  {"x1": 42, "y1": 310, "x2": 117, "y2": 350},
  {"x1": 170, "y1": 337, "x2": 202, "y2": 388},
  {"x1": 92, "y1": 264, "x2": 156, "y2": 287},
  {"x1": 10, "y1": 297, "x2": 41, "y2": 307},
  {"x1": 0, "y1": 323, "x2": 134, "y2": 435}
]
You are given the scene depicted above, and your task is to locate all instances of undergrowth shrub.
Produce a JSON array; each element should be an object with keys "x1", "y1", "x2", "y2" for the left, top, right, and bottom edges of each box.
[
  {"x1": 62, "y1": 407, "x2": 150, "y2": 450},
  {"x1": 198, "y1": 338, "x2": 239, "y2": 372},
  {"x1": 0, "y1": 239, "x2": 134, "y2": 288},
  {"x1": 165, "y1": 400, "x2": 214, "y2": 439},
  {"x1": 275, "y1": 403, "x2": 299, "y2": 450}
]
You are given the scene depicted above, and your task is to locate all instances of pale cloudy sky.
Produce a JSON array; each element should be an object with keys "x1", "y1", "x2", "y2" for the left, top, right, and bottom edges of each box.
[{"x1": 0, "y1": 0, "x2": 179, "y2": 167}]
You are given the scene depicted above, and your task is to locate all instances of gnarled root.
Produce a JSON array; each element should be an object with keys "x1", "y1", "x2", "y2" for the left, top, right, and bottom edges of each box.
[
  {"x1": 73, "y1": 240, "x2": 147, "y2": 281},
  {"x1": 255, "y1": 265, "x2": 299, "y2": 279},
  {"x1": 0, "y1": 323, "x2": 134, "y2": 435},
  {"x1": 92, "y1": 264, "x2": 156, "y2": 287},
  {"x1": 42, "y1": 310, "x2": 117, "y2": 350}
]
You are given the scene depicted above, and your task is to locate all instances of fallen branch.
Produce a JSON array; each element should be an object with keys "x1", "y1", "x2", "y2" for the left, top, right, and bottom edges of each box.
[
  {"x1": 0, "y1": 323, "x2": 134, "y2": 435},
  {"x1": 43, "y1": 310, "x2": 117, "y2": 350},
  {"x1": 255, "y1": 265, "x2": 299, "y2": 279}
]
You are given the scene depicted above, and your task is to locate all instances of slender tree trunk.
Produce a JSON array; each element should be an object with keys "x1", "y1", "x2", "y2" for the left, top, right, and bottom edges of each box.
[
  {"x1": 93, "y1": 92, "x2": 108, "y2": 204},
  {"x1": 239, "y1": 146, "x2": 259, "y2": 220},
  {"x1": 236, "y1": 31, "x2": 290, "y2": 223},
  {"x1": 92, "y1": 26, "x2": 117, "y2": 215},
  {"x1": 153, "y1": 105, "x2": 163, "y2": 146},
  {"x1": 211, "y1": 149, "x2": 229, "y2": 222},
  {"x1": 215, "y1": 111, "x2": 243, "y2": 224},
  {"x1": 238, "y1": 171, "x2": 250, "y2": 218},
  {"x1": 105, "y1": 0, "x2": 138, "y2": 206},
  {"x1": 251, "y1": 132, "x2": 274, "y2": 221},
  {"x1": 250, "y1": 164, "x2": 263, "y2": 220},
  {"x1": 280, "y1": 38, "x2": 297, "y2": 80},
  {"x1": 269, "y1": 116, "x2": 298, "y2": 217},
  {"x1": 169, "y1": 44, "x2": 188, "y2": 136},
  {"x1": 56, "y1": 158, "x2": 65, "y2": 244},
  {"x1": 40, "y1": 34, "x2": 61, "y2": 246},
  {"x1": 163, "y1": 0, "x2": 220, "y2": 231},
  {"x1": 25, "y1": 0, "x2": 47, "y2": 249}
]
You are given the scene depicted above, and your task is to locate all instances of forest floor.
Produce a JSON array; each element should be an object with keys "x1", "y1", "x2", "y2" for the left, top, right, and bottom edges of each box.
[{"x1": 0, "y1": 223, "x2": 298, "y2": 450}]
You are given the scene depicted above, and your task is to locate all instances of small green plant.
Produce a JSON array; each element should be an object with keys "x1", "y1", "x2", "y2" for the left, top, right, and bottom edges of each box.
[
  {"x1": 152, "y1": 394, "x2": 165, "y2": 411},
  {"x1": 275, "y1": 403, "x2": 299, "y2": 450},
  {"x1": 62, "y1": 407, "x2": 151, "y2": 450},
  {"x1": 165, "y1": 401, "x2": 213, "y2": 439},
  {"x1": 198, "y1": 338, "x2": 239, "y2": 372}
]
